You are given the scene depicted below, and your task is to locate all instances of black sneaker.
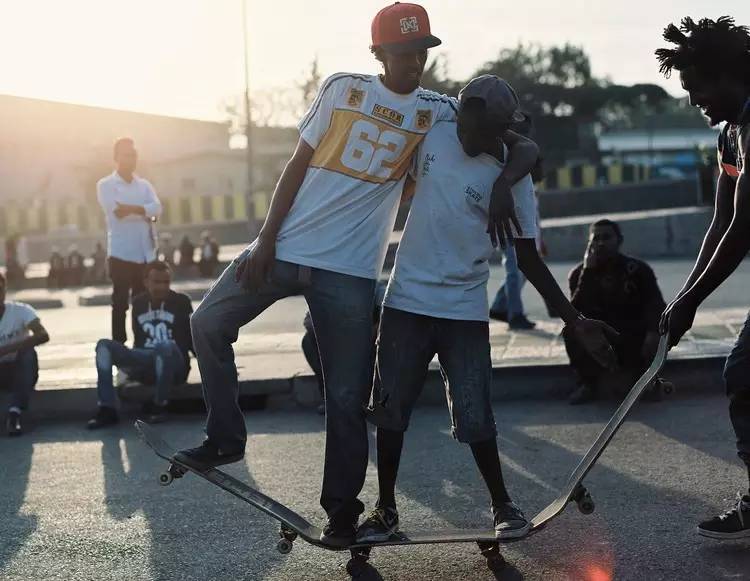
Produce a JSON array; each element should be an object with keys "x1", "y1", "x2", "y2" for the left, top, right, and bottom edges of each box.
[
  {"x1": 492, "y1": 501, "x2": 530, "y2": 539},
  {"x1": 509, "y1": 315, "x2": 536, "y2": 330},
  {"x1": 489, "y1": 309, "x2": 508, "y2": 322},
  {"x1": 6, "y1": 411, "x2": 22, "y2": 436},
  {"x1": 569, "y1": 384, "x2": 598, "y2": 405},
  {"x1": 173, "y1": 441, "x2": 244, "y2": 470},
  {"x1": 86, "y1": 406, "x2": 119, "y2": 430},
  {"x1": 356, "y1": 507, "x2": 400, "y2": 543},
  {"x1": 140, "y1": 401, "x2": 169, "y2": 424},
  {"x1": 697, "y1": 493, "x2": 750, "y2": 540},
  {"x1": 320, "y1": 516, "x2": 357, "y2": 548}
]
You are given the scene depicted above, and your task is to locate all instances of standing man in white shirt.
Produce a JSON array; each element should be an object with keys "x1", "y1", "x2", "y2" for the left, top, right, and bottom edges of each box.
[
  {"x1": 0, "y1": 271, "x2": 50, "y2": 435},
  {"x1": 97, "y1": 138, "x2": 163, "y2": 344}
]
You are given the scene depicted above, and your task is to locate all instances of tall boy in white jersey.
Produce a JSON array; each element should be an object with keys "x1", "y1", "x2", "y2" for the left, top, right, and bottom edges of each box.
[
  {"x1": 358, "y1": 76, "x2": 619, "y2": 541},
  {"x1": 177, "y1": 3, "x2": 539, "y2": 546}
]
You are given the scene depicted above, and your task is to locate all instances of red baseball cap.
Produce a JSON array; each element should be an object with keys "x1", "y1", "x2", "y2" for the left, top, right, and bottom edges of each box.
[{"x1": 371, "y1": 2, "x2": 442, "y2": 54}]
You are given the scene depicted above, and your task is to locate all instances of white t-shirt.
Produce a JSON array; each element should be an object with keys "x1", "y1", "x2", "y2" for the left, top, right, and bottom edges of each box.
[
  {"x1": 274, "y1": 73, "x2": 458, "y2": 280},
  {"x1": 0, "y1": 302, "x2": 38, "y2": 363},
  {"x1": 385, "y1": 121, "x2": 538, "y2": 321}
]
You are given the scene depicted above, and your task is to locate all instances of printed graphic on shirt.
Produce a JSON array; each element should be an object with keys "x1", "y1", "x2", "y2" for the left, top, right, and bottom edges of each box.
[
  {"x1": 347, "y1": 87, "x2": 365, "y2": 108},
  {"x1": 310, "y1": 109, "x2": 423, "y2": 184},
  {"x1": 372, "y1": 104, "x2": 405, "y2": 127},
  {"x1": 415, "y1": 109, "x2": 433, "y2": 130},
  {"x1": 136, "y1": 310, "x2": 176, "y2": 348}
]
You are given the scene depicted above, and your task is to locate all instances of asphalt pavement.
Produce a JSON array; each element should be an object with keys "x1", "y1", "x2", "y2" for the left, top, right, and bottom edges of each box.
[{"x1": 1, "y1": 396, "x2": 749, "y2": 581}]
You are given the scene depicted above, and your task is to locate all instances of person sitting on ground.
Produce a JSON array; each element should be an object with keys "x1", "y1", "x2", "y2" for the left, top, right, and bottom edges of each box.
[
  {"x1": 66, "y1": 244, "x2": 86, "y2": 287},
  {"x1": 198, "y1": 231, "x2": 220, "y2": 278},
  {"x1": 565, "y1": 219, "x2": 667, "y2": 405},
  {"x1": 87, "y1": 261, "x2": 193, "y2": 428},
  {"x1": 0, "y1": 271, "x2": 50, "y2": 435},
  {"x1": 158, "y1": 233, "x2": 176, "y2": 267},
  {"x1": 178, "y1": 235, "x2": 195, "y2": 274},
  {"x1": 90, "y1": 242, "x2": 108, "y2": 283},
  {"x1": 359, "y1": 75, "x2": 618, "y2": 543},
  {"x1": 47, "y1": 246, "x2": 65, "y2": 289}
]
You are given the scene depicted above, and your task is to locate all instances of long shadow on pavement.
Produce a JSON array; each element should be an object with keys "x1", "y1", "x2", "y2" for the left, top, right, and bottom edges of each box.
[
  {"x1": 0, "y1": 437, "x2": 37, "y2": 572},
  {"x1": 100, "y1": 419, "x2": 290, "y2": 581},
  {"x1": 385, "y1": 400, "x2": 750, "y2": 581}
]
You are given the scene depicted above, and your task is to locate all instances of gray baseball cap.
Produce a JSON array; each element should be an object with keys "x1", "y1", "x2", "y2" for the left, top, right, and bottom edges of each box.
[{"x1": 458, "y1": 74, "x2": 526, "y2": 124}]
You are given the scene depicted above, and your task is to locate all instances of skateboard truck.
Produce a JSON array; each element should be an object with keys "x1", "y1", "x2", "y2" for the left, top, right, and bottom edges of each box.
[
  {"x1": 277, "y1": 525, "x2": 298, "y2": 555},
  {"x1": 159, "y1": 463, "x2": 187, "y2": 487},
  {"x1": 571, "y1": 483, "x2": 595, "y2": 514}
]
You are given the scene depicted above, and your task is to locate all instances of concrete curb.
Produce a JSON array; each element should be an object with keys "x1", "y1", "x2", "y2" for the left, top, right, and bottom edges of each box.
[{"x1": 27, "y1": 355, "x2": 726, "y2": 422}]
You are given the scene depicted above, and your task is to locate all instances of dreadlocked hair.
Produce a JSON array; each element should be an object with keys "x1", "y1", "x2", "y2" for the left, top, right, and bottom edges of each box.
[{"x1": 655, "y1": 16, "x2": 750, "y2": 83}]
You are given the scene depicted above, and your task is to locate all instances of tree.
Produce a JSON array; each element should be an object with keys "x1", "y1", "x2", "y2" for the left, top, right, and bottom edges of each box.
[{"x1": 222, "y1": 57, "x2": 323, "y2": 133}]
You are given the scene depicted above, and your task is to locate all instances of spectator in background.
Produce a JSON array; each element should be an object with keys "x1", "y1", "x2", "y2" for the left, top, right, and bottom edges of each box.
[
  {"x1": 489, "y1": 155, "x2": 546, "y2": 329},
  {"x1": 97, "y1": 137, "x2": 162, "y2": 344},
  {"x1": 87, "y1": 261, "x2": 193, "y2": 428},
  {"x1": 0, "y1": 272, "x2": 50, "y2": 435},
  {"x1": 178, "y1": 235, "x2": 195, "y2": 274},
  {"x1": 47, "y1": 247, "x2": 65, "y2": 289},
  {"x1": 4, "y1": 234, "x2": 24, "y2": 288},
  {"x1": 67, "y1": 245, "x2": 86, "y2": 287},
  {"x1": 198, "y1": 231, "x2": 220, "y2": 278},
  {"x1": 158, "y1": 233, "x2": 176, "y2": 267},
  {"x1": 565, "y1": 219, "x2": 667, "y2": 404},
  {"x1": 90, "y1": 242, "x2": 107, "y2": 284}
]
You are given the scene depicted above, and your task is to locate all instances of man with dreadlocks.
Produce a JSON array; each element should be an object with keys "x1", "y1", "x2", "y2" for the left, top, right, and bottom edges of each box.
[{"x1": 657, "y1": 15, "x2": 750, "y2": 540}]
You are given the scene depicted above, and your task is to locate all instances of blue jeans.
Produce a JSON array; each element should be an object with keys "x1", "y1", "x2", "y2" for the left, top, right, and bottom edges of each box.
[
  {"x1": 95, "y1": 339, "x2": 187, "y2": 408},
  {"x1": 723, "y1": 311, "x2": 750, "y2": 470},
  {"x1": 0, "y1": 348, "x2": 38, "y2": 411},
  {"x1": 190, "y1": 252, "x2": 376, "y2": 522},
  {"x1": 491, "y1": 245, "x2": 526, "y2": 319}
]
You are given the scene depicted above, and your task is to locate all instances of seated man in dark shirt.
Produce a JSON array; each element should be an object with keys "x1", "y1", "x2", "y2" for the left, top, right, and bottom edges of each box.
[
  {"x1": 87, "y1": 261, "x2": 194, "y2": 427},
  {"x1": 566, "y1": 219, "x2": 667, "y2": 404}
]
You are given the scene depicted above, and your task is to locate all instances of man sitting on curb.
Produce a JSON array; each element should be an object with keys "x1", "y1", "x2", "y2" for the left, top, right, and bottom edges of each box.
[
  {"x1": 0, "y1": 271, "x2": 50, "y2": 436},
  {"x1": 87, "y1": 261, "x2": 193, "y2": 428},
  {"x1": 565, "y1": 219, "x2": 667, "y2": 404}
]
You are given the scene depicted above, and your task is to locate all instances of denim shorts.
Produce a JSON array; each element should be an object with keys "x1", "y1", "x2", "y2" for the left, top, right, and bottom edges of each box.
[{"x1": 367, "y1": 307, "x2": 496, "y2": 443}]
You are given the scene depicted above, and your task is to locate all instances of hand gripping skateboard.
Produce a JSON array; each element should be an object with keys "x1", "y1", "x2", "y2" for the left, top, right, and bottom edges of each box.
[{"x1": 135, "y1": 333, "x2": 669, "y2": 577}]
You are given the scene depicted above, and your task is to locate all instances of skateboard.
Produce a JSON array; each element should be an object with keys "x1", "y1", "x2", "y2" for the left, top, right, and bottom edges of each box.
[
  {"x1": 135, "y1": 420, "x2": 508, "y2": 575},
  {"x1": 135, "y1": 333, "x2": 670, "y2": 577}
]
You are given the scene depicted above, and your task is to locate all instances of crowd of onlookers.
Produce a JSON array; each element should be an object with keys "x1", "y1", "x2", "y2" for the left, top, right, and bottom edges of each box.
[{"x1": 1, "y1": 231, "x2": 222, "y2": 291}]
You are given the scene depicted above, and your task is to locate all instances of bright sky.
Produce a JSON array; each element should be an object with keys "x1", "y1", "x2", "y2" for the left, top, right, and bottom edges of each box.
[{"x1": 1, "y1": 0, "x2": 748, "y2": 122}]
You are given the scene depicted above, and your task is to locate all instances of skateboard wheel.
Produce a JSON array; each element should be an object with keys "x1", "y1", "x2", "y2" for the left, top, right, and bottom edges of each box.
[
  {"x1": 486, "y1": 554, "x2": 507, "y2": 574},
  {"x1": 346, "y1": 558, "x2": 368, "y2": 578},
  {"x1": 276, "y1": 538, "x2": 293, "y2": 555},
  {"x1": 159, "y1": 472, "x2": 174, "y2": 486},
  {"x1": 578, "y1": 496, "x2": 595, "y2": 515}
]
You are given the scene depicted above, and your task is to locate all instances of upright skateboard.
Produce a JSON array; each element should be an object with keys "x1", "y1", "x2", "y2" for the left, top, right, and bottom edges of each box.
[{"x1": 136, "y1": 334, "x2": 669, "y2": 577}]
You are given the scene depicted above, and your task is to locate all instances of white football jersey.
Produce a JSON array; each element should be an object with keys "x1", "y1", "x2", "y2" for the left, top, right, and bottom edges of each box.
[{"x1": 274, "y1": 73, "x2": 457, "y2": 279}]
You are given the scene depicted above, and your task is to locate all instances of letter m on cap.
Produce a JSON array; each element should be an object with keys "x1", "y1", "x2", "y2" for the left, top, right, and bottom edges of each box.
[{"x1": 400, "y1": 16, "x2": 419, "y2": 34}]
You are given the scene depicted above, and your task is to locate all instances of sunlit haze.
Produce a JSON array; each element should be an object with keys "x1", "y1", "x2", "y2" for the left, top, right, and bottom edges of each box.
[{"x1": 1, "y1": 0, "x2": 748, "y2": 121}]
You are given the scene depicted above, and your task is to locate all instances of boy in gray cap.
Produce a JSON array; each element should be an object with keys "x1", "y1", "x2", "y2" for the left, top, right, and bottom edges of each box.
[{"x1": 358, "y1": 75, "x2": 619, "y2": 541}]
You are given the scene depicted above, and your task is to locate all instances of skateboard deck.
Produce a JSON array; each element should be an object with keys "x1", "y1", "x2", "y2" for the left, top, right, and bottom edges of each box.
[{"x1": 529, "y1": 332, "x2": 670, "y2": 530}]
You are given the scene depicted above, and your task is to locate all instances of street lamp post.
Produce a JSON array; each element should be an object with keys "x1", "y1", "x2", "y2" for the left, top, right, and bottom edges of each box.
[{"x1": 242, "y1": 0, "x2": 255, "y2": 234}]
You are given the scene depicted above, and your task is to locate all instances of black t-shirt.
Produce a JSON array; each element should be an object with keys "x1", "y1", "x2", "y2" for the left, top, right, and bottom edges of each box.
[
  {"x1": 568, "y1": 253, "x2": 666, "y2": 336},
  {"x1": 131, "y1": 290, "x2": 194, "y2": 371},
  {"x1": 718, "y1": 98, "x2": 750, "y2": 178}
]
